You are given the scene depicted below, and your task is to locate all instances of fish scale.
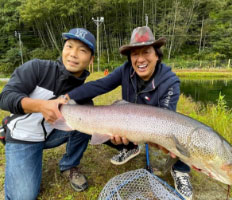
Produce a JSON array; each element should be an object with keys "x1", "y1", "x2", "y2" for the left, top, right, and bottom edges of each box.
[{"x1": 56, "y1": 101, "x2": 232, "y2": 185}]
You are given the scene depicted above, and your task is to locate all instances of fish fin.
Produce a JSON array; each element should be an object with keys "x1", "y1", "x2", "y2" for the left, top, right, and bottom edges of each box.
[
  {"x1": 112, "y1": 100, "x2": 130, "y2": 105},
  {"x1": 172, "y1": 135, "x2": 190, "y2": 158},
  {"x1": 163, "y1": 157, "x2": 179, "y2": 175},
  {"x1": 192, "y1": 165, "x2": 202, "y2": 172},
  {"x1": 67, "y1": 99, "x2": 77, "y2": 105},
  {"x1": 52, "y1": 117, "x2": 73, "y2": 131},
  {"x1": 58, "y1": 96, "x2": 76, "y2": 106},
  {"x1": 90, "y1": 133, "x2": 111, "y2": 145}
]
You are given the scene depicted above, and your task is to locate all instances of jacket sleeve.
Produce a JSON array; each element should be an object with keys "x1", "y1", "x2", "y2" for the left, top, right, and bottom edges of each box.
[
  {"x1": 159, "y1": 78, "x2": 180, "y2": 111},
  {"x1": 68, "y1": 66, "x2": 123, "y2": 102},
  {"x1": 0, "y1": 60, "x2": 39, "y2": 114}
]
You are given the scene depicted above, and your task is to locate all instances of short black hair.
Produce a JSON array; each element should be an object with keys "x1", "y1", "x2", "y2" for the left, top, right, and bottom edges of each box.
[{"x1": 153, "y1": 47, "x2": 163, "y2": 64}]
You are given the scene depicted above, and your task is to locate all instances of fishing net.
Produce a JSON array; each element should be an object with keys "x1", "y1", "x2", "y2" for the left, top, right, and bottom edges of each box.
[{"x1": 98, "y1": 168, "x2": 185, "y2": 200}]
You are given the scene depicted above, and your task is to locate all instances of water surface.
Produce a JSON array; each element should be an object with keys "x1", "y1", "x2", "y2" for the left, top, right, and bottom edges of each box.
[{"x1": 180, "y1": 78, "x2": 232, "y2": 108}]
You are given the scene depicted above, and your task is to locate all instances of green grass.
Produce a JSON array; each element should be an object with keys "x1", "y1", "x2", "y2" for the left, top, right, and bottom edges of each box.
[
  {"x1": 0, "y1": 72, "x2": 232, "y2": 199},
  {"x1": 174, "y1": 68, "x2": 232, "y2": 78},
  {"x1": 177, "y1": 94, "x2": 232, "y2": 145},
  {"x1": 84, "y1": 72, "x2": 122, "y2": 105}
]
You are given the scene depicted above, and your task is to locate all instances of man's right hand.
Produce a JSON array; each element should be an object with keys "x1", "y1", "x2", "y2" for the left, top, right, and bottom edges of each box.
[
  {"x1": 21, "y1": 97, "x2": 66, "y2": 124},
  {"x1": 39, "y1": 99, "x2": 66, "y2": 124}
]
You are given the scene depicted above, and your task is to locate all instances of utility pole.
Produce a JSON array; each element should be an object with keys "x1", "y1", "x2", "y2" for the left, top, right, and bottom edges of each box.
[
  {"x1": 15, "y1": 31, "x2": 23, "y2": 65},
  {"x1": 92, "y1": 17, "x2": 104, "y2": 72},
  {"x1": 145, "y1": 14, "x2": 148, "y2": 26}
]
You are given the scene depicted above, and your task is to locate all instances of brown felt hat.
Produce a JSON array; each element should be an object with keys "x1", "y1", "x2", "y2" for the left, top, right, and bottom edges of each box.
[{"x1": 119, "y1": 26, "x2": 166, "y2": 55}]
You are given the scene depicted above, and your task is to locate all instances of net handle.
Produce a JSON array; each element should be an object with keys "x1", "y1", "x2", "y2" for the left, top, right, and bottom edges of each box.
[{"x1": 145, "y1": 143, "x2": 153, "y2": 173}]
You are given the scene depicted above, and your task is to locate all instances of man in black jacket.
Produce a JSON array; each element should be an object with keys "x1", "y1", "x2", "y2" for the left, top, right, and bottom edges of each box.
[
  {"x1": 0, "y1": 28, "x2": 95, "y2": 200},
  {"x1": 65, "y1": 26, "x2": 193, "y2": 200}
]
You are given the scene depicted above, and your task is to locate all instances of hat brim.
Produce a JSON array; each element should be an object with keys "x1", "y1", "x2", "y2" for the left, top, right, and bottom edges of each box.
[
  {"x1": 119, "y1": 37, "x2": 166, "y2": 55},
  {"x1": 62, "y1": 33, "x2": 95, "y2": 53}
]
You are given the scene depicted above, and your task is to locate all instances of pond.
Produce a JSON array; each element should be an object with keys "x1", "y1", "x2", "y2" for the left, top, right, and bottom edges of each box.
[{"x1": 180, "y1": 78, "x2": 232, "y2": 108}]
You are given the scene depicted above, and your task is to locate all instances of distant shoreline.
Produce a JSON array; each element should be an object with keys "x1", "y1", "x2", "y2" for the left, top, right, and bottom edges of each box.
[{"x1": 174, "y1": 70, "x2": 232, "y2": 78}]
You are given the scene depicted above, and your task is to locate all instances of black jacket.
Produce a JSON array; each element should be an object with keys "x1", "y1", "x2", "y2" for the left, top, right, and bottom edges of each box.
[{"x1": 0, "y1": 58, "x2": 90, "y2": 142}]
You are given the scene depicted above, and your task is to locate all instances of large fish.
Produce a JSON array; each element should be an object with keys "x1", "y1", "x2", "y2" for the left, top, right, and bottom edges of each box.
[{"x1": 55, "y1": 101, "x2": 232, "y2": 185}]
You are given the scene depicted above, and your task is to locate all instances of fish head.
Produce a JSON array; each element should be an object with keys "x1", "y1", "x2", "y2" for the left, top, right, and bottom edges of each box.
[
  {"x1": 190, "y1": 127, "x2": 232, "y2": 185},
  {"x1": 218, "y1": 140, "x2": 232, "y2": 185},
  {"x1": 199, "y1": 158, "x2": 232, "y2": 185},
  {"x1": 199, "y1": 159, "x2": 232, "y2": 185}
]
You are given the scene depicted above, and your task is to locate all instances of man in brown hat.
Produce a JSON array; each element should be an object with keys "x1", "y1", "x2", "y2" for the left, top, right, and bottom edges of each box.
[{"x1": 64, "y1": 26, "x2": 193, "y2": 200}]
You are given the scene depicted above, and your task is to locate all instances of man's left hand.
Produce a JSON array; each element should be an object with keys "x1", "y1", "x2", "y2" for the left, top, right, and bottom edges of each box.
[
  {"x1": 148, "y1": 142, "x2": 176, "y2": 158},
  {"x1": 110, "y1": 135, "x2": 129, "y2": 145}
]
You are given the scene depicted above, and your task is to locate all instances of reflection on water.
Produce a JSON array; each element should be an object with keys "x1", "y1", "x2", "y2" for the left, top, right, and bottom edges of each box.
[{"x1": 180, "y1": 78, "x2": 232, "y2": 108}]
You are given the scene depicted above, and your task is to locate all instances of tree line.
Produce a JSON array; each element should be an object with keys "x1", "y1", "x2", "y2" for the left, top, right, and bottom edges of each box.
[{"x1": 0, "y1": 0, "x2": 232, "y2": 73}]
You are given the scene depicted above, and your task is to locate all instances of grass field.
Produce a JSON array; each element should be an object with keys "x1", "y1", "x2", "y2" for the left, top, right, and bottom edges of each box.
[
  {"x1": 174, "y1": 68, "x2": 232, "y2": 78},
  {"x1": 0, "y1": 72, "x2": 232, "y2": 200}
]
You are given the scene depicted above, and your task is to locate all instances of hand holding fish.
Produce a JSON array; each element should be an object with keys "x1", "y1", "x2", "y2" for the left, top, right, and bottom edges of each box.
[
  {"x1": 110, "y1": 135, "x2": 130, "y2": 145},
  {"x1": 42, "y1": 95, "x2": 76, "y2": 124},
  {"x1": 110, "y1": 135, "x2": 138, "y2": 146},
  {"x1": 21, "y1": 97, "x2": 66, "y2": 124},
  {"x1": 110, "y1": 135, "x2": 176, "y2": 158},
  {"x1": 148, "y1": 143, "x2": 177, "y2": 158},
  {"x1": 41, "y1": 99, "x2": 66, "y2": 124}
]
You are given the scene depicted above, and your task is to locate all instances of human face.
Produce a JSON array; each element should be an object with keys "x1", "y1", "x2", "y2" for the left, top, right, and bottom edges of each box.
[
  {"x1": 130, "y1": 46, "x2": 159, "y2": 81},
  {"x1": 62, "y1": 39, "x2": 94, "y2": 77}
]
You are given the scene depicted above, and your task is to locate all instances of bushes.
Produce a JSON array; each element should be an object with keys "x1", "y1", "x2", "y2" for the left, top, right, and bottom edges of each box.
[
  {"x1": 0, "y1": 62, "x2": 15, "y2": 74},
  {"x1": 0, "y1": 47, "x2": 60, "y2": 75},
  {"x1": 0, "y1": 46, "x2": 231, "y2": 75},
  {"x1": 0, "y1": 47, "x2": 23, "y2": 74},
  {"x1": 28, "y1": 48, "x2": 60, "y2": 60}
]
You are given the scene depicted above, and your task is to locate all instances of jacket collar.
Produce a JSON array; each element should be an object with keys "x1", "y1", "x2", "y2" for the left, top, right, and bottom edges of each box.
[{"x1": 129, "y1": 63, "x2": 157, "y2": 93}]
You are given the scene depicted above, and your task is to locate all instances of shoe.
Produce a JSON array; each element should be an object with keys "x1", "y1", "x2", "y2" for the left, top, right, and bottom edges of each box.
[
  {"x1": 61, "y1": 167, "x2": 88, "y2": 192},
  {"x1": 171, "y1": 168, "x2": 193, "y2": 200},
  {"x1": 110, "y1": 146, "x2": 141, "y2": 165}
]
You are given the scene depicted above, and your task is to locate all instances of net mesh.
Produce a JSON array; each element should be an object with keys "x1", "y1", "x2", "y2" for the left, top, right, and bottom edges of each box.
[{"x1": 98, "y1": 168, "x2": 185, "y2": 200}]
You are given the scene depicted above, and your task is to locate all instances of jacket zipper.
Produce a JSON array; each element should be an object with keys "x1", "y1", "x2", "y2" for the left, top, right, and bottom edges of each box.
[
  {"x1": 11, "y1": 113, "x2": 32, "y2": 137},
  {"x1": 131, "y1": 77, "x2": 156, "y2": 103},
  {"x1": 41, "y1": 118, "x2": 48, "y2": 140},
  {"x1": 12, "y1": 114, "x2": 31, "y2": 130}
]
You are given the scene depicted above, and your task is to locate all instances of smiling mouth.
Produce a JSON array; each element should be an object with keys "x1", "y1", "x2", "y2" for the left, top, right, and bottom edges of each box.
[
  {"x1": 68, "y1": 59, "x2": 78, "y2": 64},
  {"x1": 137, "y1": 64, "x2": 148, "y2": 72}
]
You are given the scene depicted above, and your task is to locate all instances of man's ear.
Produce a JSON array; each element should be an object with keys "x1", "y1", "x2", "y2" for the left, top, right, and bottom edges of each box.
[{"x1": 90, "y1": 55, "x2": 94, "y2": 65}]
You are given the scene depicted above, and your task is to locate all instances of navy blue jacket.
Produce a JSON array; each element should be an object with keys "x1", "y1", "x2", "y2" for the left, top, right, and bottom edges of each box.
[{"x1": 68, "y1": 61, "x2": 180, "y2": 111}]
